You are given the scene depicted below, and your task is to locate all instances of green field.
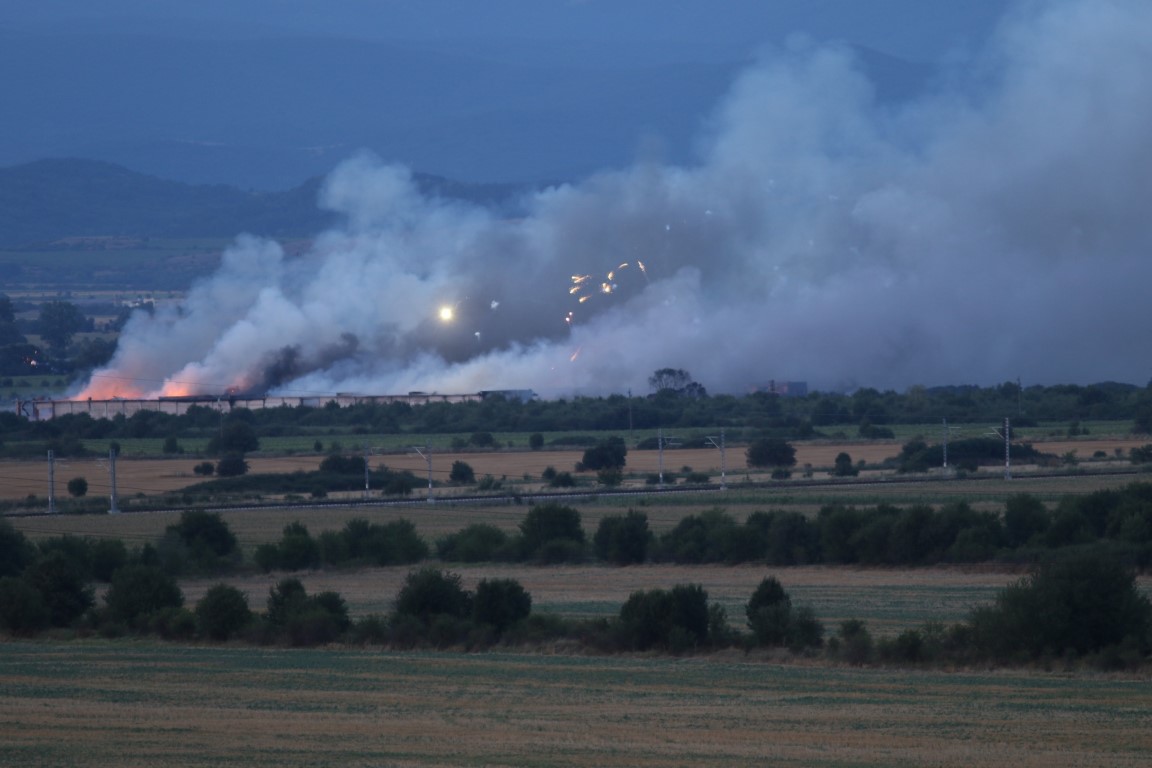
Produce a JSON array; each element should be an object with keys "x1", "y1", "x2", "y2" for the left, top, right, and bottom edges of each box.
[{"x1": 2, "y1": 642, "x2": 1150, "y2": 767}]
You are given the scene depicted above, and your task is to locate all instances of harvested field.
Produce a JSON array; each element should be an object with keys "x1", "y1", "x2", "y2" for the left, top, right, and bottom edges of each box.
[
  {"x1": 2, "y1": 438, "x2": 1148, "y2": 504},
  {"x1": 174, "y1": 563, "x2": 1029, "y2": 634},
  {"x1": 2, "y1": 642, "x2": 1150, "y2": 767}
]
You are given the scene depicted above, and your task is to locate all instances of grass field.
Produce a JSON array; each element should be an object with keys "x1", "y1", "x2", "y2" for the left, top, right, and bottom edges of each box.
[{"x1": 2, "y1": 642, "x2": 1150, "y2": 767}]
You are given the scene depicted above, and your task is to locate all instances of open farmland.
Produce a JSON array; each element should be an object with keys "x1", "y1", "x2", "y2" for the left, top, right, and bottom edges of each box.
[
  {"x1": 2, "y1": 642, "x2": 1150, "y2": 768},
  {"x1": 1, "y1": 437, "x2": 1148, "y2": 503}
]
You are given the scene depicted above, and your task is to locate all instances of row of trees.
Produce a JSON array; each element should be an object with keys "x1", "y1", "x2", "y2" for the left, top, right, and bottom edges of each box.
[
  {"x1": 3, "y1": 511, "x2": 1148, "y2": 667},
  {"x1": 4, "y1": 378, "x2": 1152, "y2": 452},
  {"x1": 0, "y1": 295, "x2": 118, "y2": 376}
]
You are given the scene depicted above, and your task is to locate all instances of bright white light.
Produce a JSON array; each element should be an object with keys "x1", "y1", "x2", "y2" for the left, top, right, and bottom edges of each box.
[{"x1": 438, "y1": 305, "x2": 455, "y2": 322}]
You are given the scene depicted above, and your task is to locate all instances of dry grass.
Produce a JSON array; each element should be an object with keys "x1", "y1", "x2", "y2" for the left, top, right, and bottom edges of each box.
[{"x1": 2, "y1": 641, "x2": 1150, "y2": 767}]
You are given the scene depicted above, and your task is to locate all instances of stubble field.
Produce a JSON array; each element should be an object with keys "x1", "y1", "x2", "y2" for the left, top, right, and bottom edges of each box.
[
  {"x1": 4, "y1": 438, "x2": 1152, "y2": 766},
  {"x1": 3, "y1": 642, "x2": 1151, "y2": 768}
]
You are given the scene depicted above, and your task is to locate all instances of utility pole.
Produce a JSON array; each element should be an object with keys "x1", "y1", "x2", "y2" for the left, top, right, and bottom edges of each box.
[
  {"x1": 108, "y1": 446, "x2": 120, "y2": 514},
  {"x1": 658, "y1": 428, "x2": 665, "y2": 487},
  {"x1": 706, "y1": 428, "x2": 727, "y2": 490},
  {"x1": 1004, "y1": 417, "x2": 1011, "y2": 480},
  {"x1": 412, "y1": 445, "x2": 433, "y2": 503},
  {"x1": 942, "y1": 418, "x2": 948, "y2": 470},
  {"x1": 47, "y1": 450, "x2": 57, "y2": 514},
  {"x1": 363, "y1": 444, "x2": 370, "y2": 499}
]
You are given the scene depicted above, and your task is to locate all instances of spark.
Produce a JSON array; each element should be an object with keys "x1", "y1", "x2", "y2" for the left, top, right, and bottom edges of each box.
[
  {"x1": 570, "y1": 346, "x2": 582, "y2": 362},
  {"x1": 578, "y1": 295, "x2": 590, "y2": 303},
  {"x1": 490, "y1": 300, "x2": 499, "y2": 310},
  {"x1": 438, "y1": 305, "x2": 455, "y2": 322}
]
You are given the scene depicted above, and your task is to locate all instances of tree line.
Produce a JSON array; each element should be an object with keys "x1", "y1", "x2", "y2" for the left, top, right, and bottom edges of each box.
[
  {"x1": 3, "y1": 372, "x2": 1152, "y2": 454},
  {"x1": 1, "y1": 511, "x2": 1148, "y2": 668}
]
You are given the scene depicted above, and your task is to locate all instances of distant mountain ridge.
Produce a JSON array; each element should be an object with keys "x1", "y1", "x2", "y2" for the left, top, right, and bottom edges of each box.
[{"x1": 0, "y1": 158, "x2": 527, "y2": 248}]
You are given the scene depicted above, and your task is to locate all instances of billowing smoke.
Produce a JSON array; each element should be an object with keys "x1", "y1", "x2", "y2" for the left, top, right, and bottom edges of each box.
[{"x1": 80, "y1": 0, "x2": 1152, "y2": 399}]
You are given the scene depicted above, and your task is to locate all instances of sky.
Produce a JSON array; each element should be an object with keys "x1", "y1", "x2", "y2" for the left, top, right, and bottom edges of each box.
[
  {"x1": 1, "y1": 1, "x2": 1009, "y2": 187},
  {"x1": 13, "y1": 0, "x2": 1152, "y2": 397}
]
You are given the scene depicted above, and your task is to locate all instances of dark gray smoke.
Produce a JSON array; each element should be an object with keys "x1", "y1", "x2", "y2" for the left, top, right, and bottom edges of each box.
[{"x1": 81, "y1": 0, "x2": 1152, "y2": 399}]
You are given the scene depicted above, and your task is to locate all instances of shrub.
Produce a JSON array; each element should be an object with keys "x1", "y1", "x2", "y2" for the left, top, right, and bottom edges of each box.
[
  {"x1": 617, "y1": 584, "x2": 711, "y2": 652},
  {"x1": 0, "y1": 519, "x2": 33, "y2": 578},
  {"x1": 195, "y1": 584, "x2": 252, "y2": 641},
  {"x1": 449, "y1": 460, "x2": 476, "y2": 484},
  {"x1": 0, "y1": 576, "x2": 49, "y2": 635},
  {"x1": 90, "y1": 538, "x2": 128, "y2": 582},
  {"x1": 594, "y1": 510, "x2": 650, "y2": 565},
  {"x1": 23, "y1": 551, "x2": 93, "y2": 627},
  {"x1": 831, "y1": 452, "x2": 858, "y2": 477},
  {"x1": 66, "y1": 476, "x2": 88, "y2": 497},
  {"x1": 276, "y1": 522, "x2": 320, "y2": 571},
  {"x1": 472, "y1": 578, "x2": 532, "y2": 633},
  {"x1": 529, "y1": 433, "x2": 544, "y2": 450},
  {"x1": 319, "y1": 454, "x2": 366, "y2": 474},
  {"x1": 970, "y1": 552, "x2": 1152, "y2": 660},
  {"x1": 549, "y1": 471, "x2": 576, "y2": 488},
  {"x1": 215, "y1": 453, "x2": 249, "y2": 477},
  {"x1": 836, "y1": 619, "x2": 874, "y2": 665},
  {"x1": 437, "y1": 523, "x2": 510, "y2": 563},
  {"x1": 105, "y1": 564, "x2": 184, "y2": 629},
  {"x1": 744, "y1": 576, "x2": 822, "y2": 649},
  {"x1": 192, "y1": 461, "x2": 215, "y2": 476},
  {"x1": 580, "y1": 437, "x2": 627, "y2": 471},
  {"x1": 518, "y1": 503, "x2": 585, "y2": 561},
  {"x1": 394, "y1": 568, "x2": 472, "y2": 625},
  {"x1": 746, "y1": 438, "x2": 796, "y2": 469}
]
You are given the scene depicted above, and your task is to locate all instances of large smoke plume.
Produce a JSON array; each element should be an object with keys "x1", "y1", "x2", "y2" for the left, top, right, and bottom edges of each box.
[{"x1": 81, "y1": 0, "x2": 1152, "y2": 399}]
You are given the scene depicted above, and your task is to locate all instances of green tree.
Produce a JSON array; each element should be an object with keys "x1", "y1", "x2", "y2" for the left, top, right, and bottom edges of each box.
[
  {"x1": 209, "y1": 422, "x2": 260, "y2": 455},
  {"x1": 23, "y1": 551, "x2": 93, "y2": 627},
  {"x1": 0, "y1": 576, "x2": 49, "y2": 635},
  {"x1": 66, "y1": 474, "x2": 88, "y2": 499},
  {"x1": 0, "y1": 519, "x2": 34, "y2": 578},
  {"x1": 472, "y1": 578, "x2": 532, "y2": 633},
  {"x1": 594, "y1": 510, "x2": 650, "y2": 565},
  {"x1": 580, "y1": 436, "x2": 627, "y2": 471},
  {"x1": 195, "y1": 584, "x2": 252, "y2": 641},
  {"x1": 746, "y1": 576, "x2": 792, "y2": 646},
  {"x1": 746, "y1": 438, "x2": 797, "y2": 469},
  {"x1": 528, "y1": 433, "x2": 544, "y2": 450},
  {"x1": 37, "y1": 300, "x2": 86, "y2": 351},
  {"x1": 449, "y1": 460, "x2": 476, "y2": 484},
  {"x1": 518, "y1": 503, "x2": 586, "y2": 562},
  {"x1": 831, "y1": 452, "x2": 858, "y2": 477},
  {"x1": 104, "y1": 564, "x2": 184, "y2": 629},
  {"x1": 393, "y1": 568, "x2": 472, "y2": 625},
  {"x1": 215, "y1": 453, "x2": 249, "y2": 477},
  {"x1": 971, "y1": 553, "x2": 1152, "y2": 660}
]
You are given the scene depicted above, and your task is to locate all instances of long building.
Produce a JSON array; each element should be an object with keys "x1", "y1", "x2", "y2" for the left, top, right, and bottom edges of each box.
[{"x1": 13, "y1": 390, "x2": 537, "y2": 421}]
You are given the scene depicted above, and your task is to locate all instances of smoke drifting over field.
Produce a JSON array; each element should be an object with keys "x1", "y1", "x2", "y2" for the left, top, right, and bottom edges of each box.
[{"x1": 81, "y1": 0, "x2": 1152, "y2": 399}]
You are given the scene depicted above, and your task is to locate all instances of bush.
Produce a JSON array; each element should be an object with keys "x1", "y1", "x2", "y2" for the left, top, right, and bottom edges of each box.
[
  {"x1": 276, "y1": 522, "x2": 320, "y2": 571},
  {"x1": 594, "y1": 510, "x2": 650, "y2": 565},
  {"x1": 746, "y1": 576, "x2": 791, "y2": 646},
  {"x1": 66, "y1": 476, "x2": 88, "y2": 497},
  {"x1": 0, "y1": 576, "x2": 49, "y2": 635},
  {"x1": 0, "y1": 519, "x2": 33, "y2": 578},
  {"x1": 216, "y1": 453, "x2": 249, "y2": 477},
  {"x1": 195, "y1": 584, "x2": 252, "y2": 641},
  {"x1": 23, "y1": 551, "x2": 93, "y2": 627},
  {"x1": 394, "y1": 568, "x2": 472, "y2": 625},
  {"x1": 437, "y1": 523, "x2": 510, "y2": 563},
  {"x1": 971, "y1": 552, "x2": 1152, "y2": 660},
  {"x1": 617, "y1": 584, "x2": 711, "y2": 652},
  {"x1": 472, "y1": 578, "x2": 532, "y2": 633},
  {"x1": 192, "y1": 461, "x2": 215, "y2": 476},
  {"x1": 746, "y1": 438, "x2": 796, "y2": 469},
  {"x1": 449, "y1": 460, "x2": 476, "y2": 484},
  {"x1": 836, "y1": 619, "x2": 874, "y2": 665},
  {"x1": 580, "y1": 437, "x2": 627, "y2": 471},
  {"x1": 831, "y1": 452, "x2": 858, "y2": 477},
  {"x1": 528, "y1": 433, "x2": 544, "y2": 450},
  {"x1": 518, "y1": 503, "x2": 585, "y2": 562},
  {"x1": 319, "y1": 454, "x2": 366, "y2": 474},
  {"x1": 104, "y1": 564, "x2": 184, "y2": 629}
]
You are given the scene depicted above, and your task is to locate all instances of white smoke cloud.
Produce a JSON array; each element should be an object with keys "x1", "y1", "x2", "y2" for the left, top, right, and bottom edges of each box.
[{"x1": 82, "y1": 0, "x2": 1152, "y2": 399}]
